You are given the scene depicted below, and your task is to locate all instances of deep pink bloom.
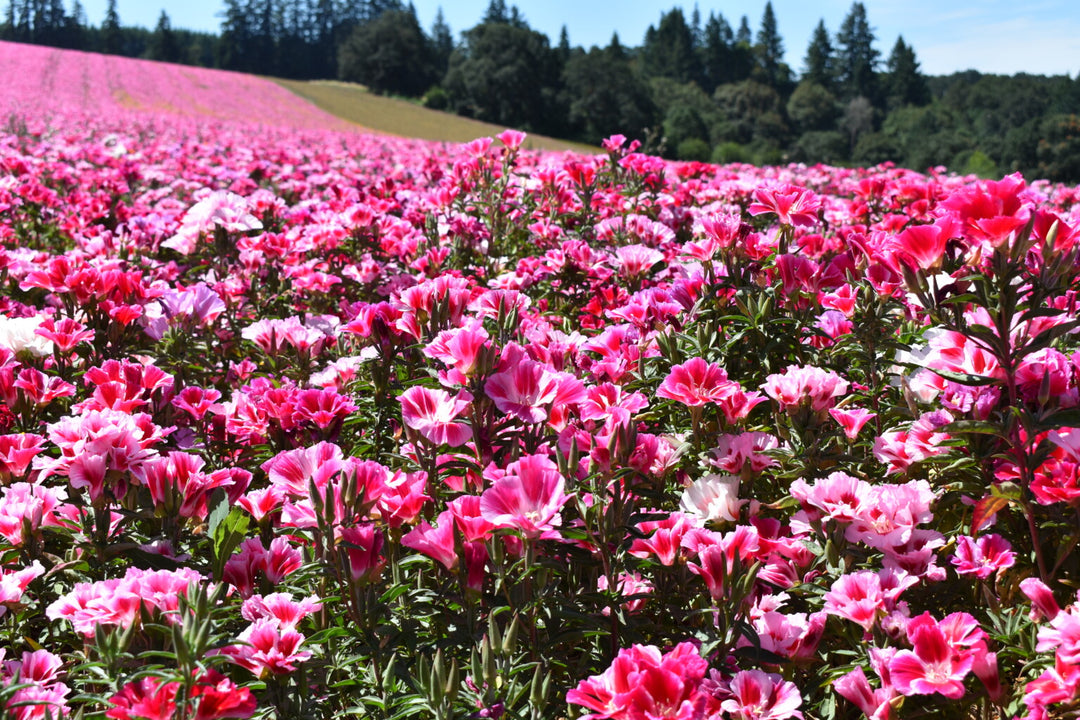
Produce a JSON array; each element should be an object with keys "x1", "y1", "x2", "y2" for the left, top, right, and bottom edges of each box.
[
  {"x1": 480, "y1": 454, "x2": 570, "y2": 539},
  {"x1": 891, "y1": 216, "x2": 960, "y2": 271},
  {"x1": 108, "y1": 670, "x2": 255, "y2": 720},
  {"x1": 829, "y1": 407, "x2": 877, "y2": 440},
  {"x1": 337, "y1": 524, "x2": 386, "y2": 583},
  {"x1": 833, "y1": 666, "x2": 895, "y2": 720},
  {"x1": 889, "y1": 613, "x2": 983, "y2": 699},
  {"x1": 656, "y1": 357, "x2": 730, "y2": 407},
  {"x1": 950, "y1": 534, "x2": 1015, "y2": 579},
  {"x1": 484, "y1": 358, "x2": 560, "y2": 423},
  {"x1": 748, "y1": 183, "x2": 821, "y2": 227},
  {"x1": 398, "y1": 385, "x2": 472, "y2": 446}
]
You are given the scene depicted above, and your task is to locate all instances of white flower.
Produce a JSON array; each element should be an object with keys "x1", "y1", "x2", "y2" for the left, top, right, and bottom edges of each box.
[
  {"x1": 680, "y1": 474, "x2": 745, "y2": 524},
  {"x1": 0, "y1": 315, "x2": 53, "y2": 357}
]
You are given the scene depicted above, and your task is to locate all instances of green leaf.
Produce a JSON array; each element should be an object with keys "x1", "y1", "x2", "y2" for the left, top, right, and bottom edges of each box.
[{"x1": 928, "y1": 367, "x2": 1001, "y2": 386}]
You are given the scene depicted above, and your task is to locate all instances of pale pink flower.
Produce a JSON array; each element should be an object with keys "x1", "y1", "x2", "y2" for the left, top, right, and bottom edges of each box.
[
  {"x1": 680, "y1": 474, "x2": 745, "y2": 524},
  {"x1": 0, "y1": 561, "x2": 44, "y2": 616},
  {"x1": 221, "y1": 619, "x2": 311, "y2": 677},
  {"x1": 720, "y1": 669, "x2": 803, "y2": 720},
  {"x1": 763, "y1": 365, "x2": 848, "y2": 414}
]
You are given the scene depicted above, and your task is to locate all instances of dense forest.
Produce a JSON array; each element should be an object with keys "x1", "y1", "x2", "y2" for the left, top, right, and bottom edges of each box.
[{"x1": 4, "y1": 0, "x2": 1080, "y2": 181}]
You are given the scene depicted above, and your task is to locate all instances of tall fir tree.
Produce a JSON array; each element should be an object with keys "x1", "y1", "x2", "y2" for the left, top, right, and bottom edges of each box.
[
  {"x1": 886, "y1": 35, "x2": 929, "y2": 107},
  {"x1": 640, "y1": 8, "x2": 701, "y2": 85},
  {"x1": 754, "y1": 1, "x2": 787, "y2": 88},
  {"x1": 101, "y1": 0, "x2": 121, "y2": 54},
  {"x1": 835, "y1": 1, "x2": 879, "y2": 101},
  {"x1": 803, "y1": 19, "x2": 834, "y2": 90},
  {"x1": 735, "y1": 15, "x2": 751, "y2": 45},
  {"x1": 699, "y1": 10, "x2": 732, "y2": 92},
  {"x1": 431, "y1": 7, "x2": 453, "y2": 77},
  {"x1": 148, "y1": 9, "x2": 179, "y2": 62}
]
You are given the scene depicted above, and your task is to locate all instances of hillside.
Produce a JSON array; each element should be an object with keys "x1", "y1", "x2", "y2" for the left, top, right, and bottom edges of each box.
[{"x1": 274, "y1": 78, "x2": 598, "y2": 152}]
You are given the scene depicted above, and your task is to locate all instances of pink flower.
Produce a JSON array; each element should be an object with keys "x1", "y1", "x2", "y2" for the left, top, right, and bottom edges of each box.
[
  {"x1": 0, "y1": 561, "x2": 44, "y2": 616},
  {"x1": 221, "y1": 618, "x2": 311, "y2": 678},
  {"x1": 480, "y1": 454, "x2": 570, "y2": 539},
  {"x1": 763, "y1": 365, "x2": 849, "y2": 414},
  {"x1": 398, "y1": 386, "x2": 472, "y2": 446},
  {"x1": 1020, "y1": 577, "x2": 1062, "y2": 621},
  {"x1": 566, "y1": 642, "x2": 716, "y2": 720},
  {"x1": 829, "y1": 407, "x2": 876, "y2": 440},
  {"x1": 614, "y1": 244, "x2": 664, "y2": 278},
  {"x1": 0, "y1": 433, "x2": 46, "y2": 480},
  {"x1": 337, "y1": 524, "x2": 386, "y2": 583},
  {"x1": 833, "y1": 666, "x2": 895, "y2": 720},
  {"x1": 656, "y1": 357, "x2": 730, "y2": 407},
  {"x1": 484, "y1": 357, "x2": 560, "y2": 424},
  {"x1": 402, "y1": 510, "x2": 458, "y2": 570},
  {"x1": 823, "y1": 571, "x2": 887, "y2": 631},
  {"x1": 748, "y1": 182, "x2": 821, "y2": 227},
  {"x1": 950, "y1": 534, "x2": 1015, "y2": 579},
  {"x1": 888, "y1": 613, "x2": 981, "y2": 699},
  {"x1": 108, "y1": 669, "x2": 255, "y2": 720},
  {"x1": 891, "y1": 216, "x2": 960, "y2": 271},
  {"x1": 241, "y1": 593, "x2": 321, "y2": 629},
  {"x1": 720, "y1": 669, "x2": 803, "y2": 720}
]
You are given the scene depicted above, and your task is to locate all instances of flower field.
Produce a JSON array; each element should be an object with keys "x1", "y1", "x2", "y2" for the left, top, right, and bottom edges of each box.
[{"x1": 4, "y1": 41, "x2": 1080, "y2": 720}]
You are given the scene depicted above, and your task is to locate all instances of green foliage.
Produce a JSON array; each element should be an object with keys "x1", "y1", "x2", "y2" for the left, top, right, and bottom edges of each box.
[
  {"x1": 338, "y1": 9, "x2": 436, "y2": 97},
  {"x1": 792, "y1": 130, "x2": 848, "y2": 164},
  {"x1": 676, "y1": 137, "x2": 711, "y2": 161},
  {"x1": 1037, "y1": 114, "x2": 1080, "y2": 182},
  {"x1": 443, "y1": 21, "x2": 564, "y2": 135},
  {"x1": 885, "y1": 35, "x2": 930, "y2": 108},
  {"x1": 713, "y1": 79, "x2": 788, "y2": 146},
  {"x1": 640, "y1": 8, "x2": 701, "y2": 85},
  {"x1": 802, "y1": 20, "x2": 834, "y2": 90},
  {"x1": 712, "y1": 141, "x2": 749, "y2": 164},
  {"x1": 786, "y1": 81, "x2": 840, "y2": 133},
  {"x1": 562, "y1": 40, "x2": 657, "y2": 145}
]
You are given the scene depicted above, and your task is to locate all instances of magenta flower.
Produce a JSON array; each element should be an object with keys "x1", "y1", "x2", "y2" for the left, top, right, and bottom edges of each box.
[
  {"x1": 950, "y1": 534, "x2": 1016, "y2": 579},
  {"x1": 829, "y1": 407, "x2": 877, "y2": 440},
  {"x1": 479, "y1": 454, "x2": 570, "y2": 539},
  {"x1": 657, "y1": 357, "x2": 731, "y2": 407},
  {"x1": 398, "y1": 385, "x2": 472, "y2": 446},
  {"x1": 889, "y1": 613, "x2": 982, "y2": 699},
  {"x1": 484, "y1": 358, "x2": 559, "y2": 423},
  {"x1": 747, "y1": 182, "x2": 821, "y2": 227}
]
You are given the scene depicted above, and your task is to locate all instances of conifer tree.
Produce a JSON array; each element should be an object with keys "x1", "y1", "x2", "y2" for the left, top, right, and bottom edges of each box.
[
  {"x1": 835, "y1": 2, "x2": 879, "y2": 101},
  {"x1": 886, "y1": 35, "x2": 929, "y2": 107},
  {"x1": 803, "y1": 20, "x2": 834, "y2": 90}
]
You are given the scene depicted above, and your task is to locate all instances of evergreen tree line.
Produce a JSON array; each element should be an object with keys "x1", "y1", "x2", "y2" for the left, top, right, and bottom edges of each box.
[{"x1": 3, "y1": 0, "x2": 1080, "y2": 181}]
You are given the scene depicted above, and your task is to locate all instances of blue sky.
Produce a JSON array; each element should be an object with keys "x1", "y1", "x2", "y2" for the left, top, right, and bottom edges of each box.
[{"x1": 77, "y1": 0, "x2": 1080, "y2": 77}]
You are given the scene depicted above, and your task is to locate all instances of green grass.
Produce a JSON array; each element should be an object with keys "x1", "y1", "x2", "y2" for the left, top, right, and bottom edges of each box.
[{"x1": 275, "y1": 78, "x2": 598, "y2": 153}]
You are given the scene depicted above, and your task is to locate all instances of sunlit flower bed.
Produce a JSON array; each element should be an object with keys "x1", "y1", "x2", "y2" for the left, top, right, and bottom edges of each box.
[{"x1": 4, "y1": 41, "x2": 1080, "y2": 720}]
